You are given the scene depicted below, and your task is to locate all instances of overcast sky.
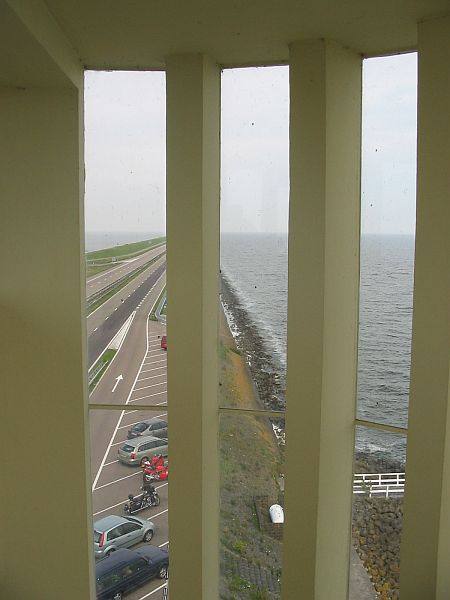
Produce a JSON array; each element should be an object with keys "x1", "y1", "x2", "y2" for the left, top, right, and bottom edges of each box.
[{"x1": 84, "y1": 52, "x2": 417, "y2": 236}]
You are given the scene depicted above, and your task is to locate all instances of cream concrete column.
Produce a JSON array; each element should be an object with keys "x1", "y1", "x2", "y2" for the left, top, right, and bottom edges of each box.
[
  {"x1": 166, "y1": 54, "x2": 220, "y2": 599},
  {"x1": 283, "y1": 40, "x2": 361, "y2": 599},
  {"x1": 0, "y1": 84, "x2": 92, "y2": 598},
  {"x1": 400, "y1": 15, "x2": 450, "y2": 600}
]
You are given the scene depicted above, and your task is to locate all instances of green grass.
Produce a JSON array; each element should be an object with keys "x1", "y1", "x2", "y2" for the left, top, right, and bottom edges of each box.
[
  {"x1": 89, "y1": 349, "x2": 116, "y2": 393},
  {"x1": 86, "y1": 237, "x2": 166, "y2": 262}
]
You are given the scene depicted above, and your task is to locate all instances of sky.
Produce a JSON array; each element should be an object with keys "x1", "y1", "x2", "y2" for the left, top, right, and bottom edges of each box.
[{"x1": 84, "y1": 52, "x2": 417, "y2": 236}]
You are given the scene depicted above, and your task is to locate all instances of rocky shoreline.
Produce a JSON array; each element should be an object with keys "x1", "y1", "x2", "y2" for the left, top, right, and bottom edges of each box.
[
  {"x1": 220, "y1": 276, "x2": 286, "y2": 414},
  {"x1": 220, "y1": 274, "x2": 405, "y2": 599}
]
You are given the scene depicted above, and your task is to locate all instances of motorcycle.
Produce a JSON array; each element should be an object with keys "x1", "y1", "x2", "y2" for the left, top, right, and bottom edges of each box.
[
  {"x1": 124, "y1": 485, "x2": 160, "y2": 514},
  {"x1": 142, "y1": 455, "x2": 169, "y2": 482}
]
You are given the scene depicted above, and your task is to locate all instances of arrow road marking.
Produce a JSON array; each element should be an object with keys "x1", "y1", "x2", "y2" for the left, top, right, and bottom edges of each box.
[{"x1": 112, "y1": 374, "x2": 123, "y2": 392}]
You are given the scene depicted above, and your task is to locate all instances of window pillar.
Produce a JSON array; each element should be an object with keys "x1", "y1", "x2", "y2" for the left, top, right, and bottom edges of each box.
[
  {"x1": 166, "y1": 54, "x2": 220, "y2": 599},
  {"x1": 283, "y1": 40, "x2": 362, "y2": 599},
  {"x1": 400, "y1": 15, "x2": 450, "y2": 599},
  {"x1": 0, "y1": 85, "x2": 91, "y2": 597}
]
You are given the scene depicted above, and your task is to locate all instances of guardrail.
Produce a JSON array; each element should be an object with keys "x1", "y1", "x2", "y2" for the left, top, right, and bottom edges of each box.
[
  {"x1": 353, "y1": 472, "x2": 405, "y2": 498},
  {"x1": 88, "y1": 359, "x2": 106, "y2": 385}
]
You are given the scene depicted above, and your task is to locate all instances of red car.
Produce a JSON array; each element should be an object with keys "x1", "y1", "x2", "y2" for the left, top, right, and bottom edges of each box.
[{"x1": 161, "y1": 335, "x2": 167, "y2": 350}]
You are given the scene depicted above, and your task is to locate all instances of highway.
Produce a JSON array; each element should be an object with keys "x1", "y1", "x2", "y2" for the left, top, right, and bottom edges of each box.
[
  {"x1": 86, "y1": 244, "x2": 166, "y2": 298},
  {"x1": 87, "y1": 252, "x2": 169, "y2": 599}
]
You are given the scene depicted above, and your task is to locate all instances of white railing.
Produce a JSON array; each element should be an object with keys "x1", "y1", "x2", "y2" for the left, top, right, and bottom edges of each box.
[{"x1": 353, "y1": 472, "x2": 405, "y2": 498}]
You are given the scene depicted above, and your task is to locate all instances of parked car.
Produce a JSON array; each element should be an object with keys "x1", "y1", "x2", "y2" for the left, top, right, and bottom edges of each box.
[
  {"x1": 160, "y1": 334, "x2": 167, "y2": 350},
  {"x1": 127, "y1": 417, "x2": 168, "y2": 440},
  {"x1": 93, "y1": 514, "x2": 155, "y2": 559},
  {"x1": 118, "y1": 435, "x2": 168, "y2": 466},
  {"x1": 96, "y1": 547, "x2": 168, "y2": 599}
]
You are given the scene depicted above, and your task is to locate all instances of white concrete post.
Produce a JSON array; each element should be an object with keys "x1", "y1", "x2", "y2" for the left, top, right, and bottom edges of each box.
[
  {"x1": 400, "y1": 15, "x2": 450, "y2": 600},
  {"x1": 283, "y1": 40, "x2": 361, "y2": 599},
  {"x1": 166, "y1": 54, "x2": 220, "y2": 599}
]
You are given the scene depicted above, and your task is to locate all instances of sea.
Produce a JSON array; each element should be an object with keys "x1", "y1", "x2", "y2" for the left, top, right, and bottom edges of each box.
[
  {"x1": 86, "y1": 230, "x2": 413, "y2": 466},
  {"x1": 221, "y1": 232, "x2": 414, "y2": 467}
]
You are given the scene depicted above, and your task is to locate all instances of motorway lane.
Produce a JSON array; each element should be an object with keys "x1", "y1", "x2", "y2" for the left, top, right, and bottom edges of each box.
[
  {"x1": 87, "y1": 255, "x2": 165, "y2": 336},
  {"x1": 88, "y1": 262, "x2": 166, "y2": 368},
  {"x1": 89, "y1": 282, "x2": 169, "y2": 599},
  {"x1": 87, "y1": 244, "x2": 166, "y2": 297}
]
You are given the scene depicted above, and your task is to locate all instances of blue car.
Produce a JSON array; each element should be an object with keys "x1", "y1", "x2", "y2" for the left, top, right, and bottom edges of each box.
[{"x1": 96, "y1": 546, "x2": 168, "y2": 600}]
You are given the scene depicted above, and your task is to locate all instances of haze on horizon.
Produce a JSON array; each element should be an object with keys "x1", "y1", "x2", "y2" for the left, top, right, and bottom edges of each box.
[{"x1": 84, "y1": 52, "x2": 417, "y2": 238}]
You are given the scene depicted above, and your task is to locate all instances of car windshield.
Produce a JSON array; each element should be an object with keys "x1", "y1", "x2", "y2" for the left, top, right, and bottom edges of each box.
[
  {"x1": 121, "y1": 444, "x2": 135, "y2": 453},
  {"x1": 132, "y1": 423, "x2": 148, "y2": 432}
]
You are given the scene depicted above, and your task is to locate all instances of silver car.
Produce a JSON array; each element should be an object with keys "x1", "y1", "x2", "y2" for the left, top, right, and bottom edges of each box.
[
  {"x1": 118, "y1": 435, "x2": 168, "y2": 466},
  {"x1": 127, "y1": 417, "x2": 168, "y2": 439},
  {"x1": 93, "y1": 514, "x2": 155, "y2": 558}
]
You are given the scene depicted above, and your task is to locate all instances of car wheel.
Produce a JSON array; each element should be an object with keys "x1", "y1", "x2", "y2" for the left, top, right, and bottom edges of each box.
[
  {"x1": 105, "y1": 548, "x2": 115, "y2": 558},
  {"x1": 112, "y1": 592, "x2": 123, "y2": 600},
  {"x1": 143, "y1": 529, "x2": 153, "y2": 542},
  {"x1": 157, "y1": 565, "x2": 168, "y2": 579},
  {"x1": 140, "y1": 457, "x2": 149, "y2": 467},
  {"x1": 155, "y1": 494, "x2": 161, "y2": 506}
]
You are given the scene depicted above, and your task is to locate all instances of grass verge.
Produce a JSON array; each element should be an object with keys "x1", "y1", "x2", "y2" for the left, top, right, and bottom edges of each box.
[
  {"x1": 219, "y1": 310, "x2": 283, "y2": 599},
  {"x1": 88, "y1": 349, "x2": 117, "y2": 394},
  {"x1": 86, "y1": 237, "x2": 166, "y2": 263}
]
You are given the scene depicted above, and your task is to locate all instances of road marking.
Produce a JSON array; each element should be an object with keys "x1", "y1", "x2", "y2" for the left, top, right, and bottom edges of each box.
[
  {"x1": 94, "y1": 327, "x2": 98, "y2": 332},
  {"x1": 93, "y1": 482, "x2": 168, "y2": 516},
  {"x1": 136, "y1": 373, "x2": 166, "y2": 383},
  {"x1": 141, "y1": 360, "x2": 166, "y2": 368},
  {"x1": 138, "y1": 582, "x2": 167, "y2": 598},
  {"x1": 158, "y1": 540, "x2": 169, "y2": 547},
  {"x1": 139, "y1": 367, "x2": 166, "y2": 376},
  {"x1": 112, "y1": 374, "x2": 124, "y2": 393},
  {"x1": 104, "y1": 459, "x2": 119, "y2": 466},
  {"x1": 130, "y1": 385, "x2": 167, "y2": 402},
  {"x1": 135, "y1": 382, "x2": 167, "y2": 391},
  {"x1": 105, "y1": 316, "x2": 109, "y2": 320},
  {"x1": 94, "y1": 470, "x2": 141, "y2": 490}
]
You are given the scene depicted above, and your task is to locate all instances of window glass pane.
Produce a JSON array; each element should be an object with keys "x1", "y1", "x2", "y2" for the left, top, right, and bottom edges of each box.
[
  {"x1": 84, "y1": 70, "x2": 167, "y2": 408},
  {"x1": 357, "y1": 53, "x2": 417, "y2": 430},
  {"x1": 220, "y1": 412, "x2": 284, "y2": 599},
  {"x1": 350, "y1": 425, "x2": 406, "y2": 600},
  {"x1": 220, "y1": 66, "x2": 289, "y2": 414}
]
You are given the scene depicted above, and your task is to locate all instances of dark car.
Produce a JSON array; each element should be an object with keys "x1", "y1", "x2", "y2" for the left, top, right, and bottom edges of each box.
[
  {"x1": 127, "y1": 417, "x2": 168, "y2": 439},
  {"x1": 96, "y1": 546, "x2": 168, "y2": 600}
]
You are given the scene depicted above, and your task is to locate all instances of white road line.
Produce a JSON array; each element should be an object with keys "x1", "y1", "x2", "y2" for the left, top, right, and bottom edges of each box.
[
  {"x1": 94, "y1": 470, "x2": 141, "y2": 490},
  {"x1": 158, "y1": 540, "x2": 169, "y2": 547},
  {"x1": 139, "y1": 368, "x2": 166, "y2": 377},
  {"x1": 138, "y1": 582, "x2": 167, "y2": 598},
  {"x1": 94, "y1": 327, "x2": 98, "y2": 332},
  {"x1": 130, "y1": 385, "x2": 167, "y2": 402},
  {"x1": 104, "y1": 459, "x2": 119, "y2": 466},
  {"x1": 135, "y1": 382, "x2": 167, "y2": 391},
  {"x1": 93, "y1": 482, "x2": 168, "y2": 516},
  {"x1": 136, "y1": 374, "x2": 166, "y2": 383},
  {"x1": 141, "y1": 358, "x2": 166, "y2": 365}
]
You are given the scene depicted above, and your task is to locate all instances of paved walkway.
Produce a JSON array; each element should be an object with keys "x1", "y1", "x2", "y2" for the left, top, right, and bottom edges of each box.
[{"x1": 349, "y1": 547, "x2": 377, "y2": 599}]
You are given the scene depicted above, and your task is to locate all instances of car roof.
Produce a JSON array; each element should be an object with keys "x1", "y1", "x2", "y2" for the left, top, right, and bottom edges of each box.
[
  {"x1": 123, "y1": 435, "x2": 168, "y2": 448},
  {"x1": 94, "y1": 514, "x2": 126, "y2": 531},
  {"x1": 96, "y1": 548, "x2": 139, "y2": 575},
  {"x1": 132, "y1": 417, "x2": 167, "y2": 427}
]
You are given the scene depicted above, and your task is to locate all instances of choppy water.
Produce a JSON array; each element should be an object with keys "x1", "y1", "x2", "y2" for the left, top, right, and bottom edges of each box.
[{"x1": 221, "y1": 232, "x2": 414, "y2": 465}]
